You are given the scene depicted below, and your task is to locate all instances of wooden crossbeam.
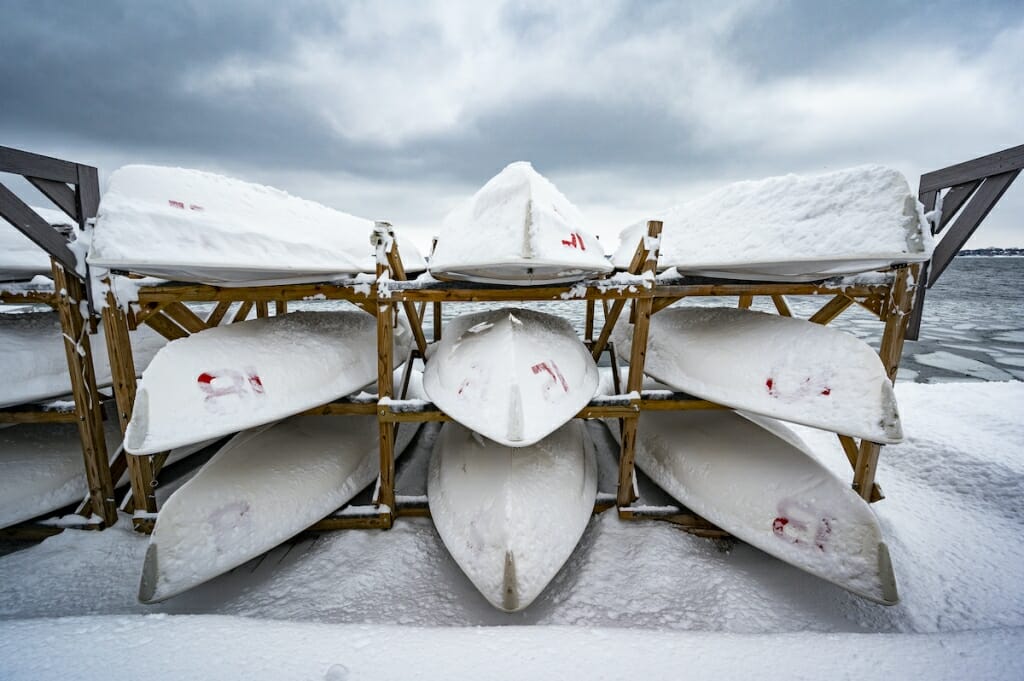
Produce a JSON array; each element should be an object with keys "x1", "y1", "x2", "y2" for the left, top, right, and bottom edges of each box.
[
  {"x1": 591, "y1": 236, "x2": 651, "y2": 360},
  {"x1": 162, "y1": 302, "x2": 207, "y2": 334},
  {"x1": 382, "y1": 226, "x2": 429, "y2": 355},
  {"x1": 737, "y1": 294, "x2": 753, "y2": 309},
  {"x1": 0, "y1": 183, "x2": 79, "y2": 272},
  {"x1": 808, "y1": 294, "x2": 853, "y2": 325},
  {"x1": 232, "y1": 301, "x2": 254, "y2": 323},
  {"x1": 144, "y1": 312, "x2": 189, "y2": 340},
  {"x1": 771, "y1": 295, "x2": 792, "y2": 317},
  {"x1": 205, "y1": 301, "x2": 232, "y2": 327}
]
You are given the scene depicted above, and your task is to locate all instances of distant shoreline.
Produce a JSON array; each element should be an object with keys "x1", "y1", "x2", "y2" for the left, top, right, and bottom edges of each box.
[{"x1": 957, "y1": 248, "x2": 1023, "y2": 257}]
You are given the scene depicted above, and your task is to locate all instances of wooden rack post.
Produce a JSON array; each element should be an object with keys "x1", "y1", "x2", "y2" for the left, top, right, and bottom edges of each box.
[
  {"x1": 374, "y1": 226, "x2": 397, "y2": 526},
  {"x1": 51, "y1": 261, "x2": 117, "y2": 526},
  {"x1": 616, "y1": 220, "x2": 663, "y2": 508}
]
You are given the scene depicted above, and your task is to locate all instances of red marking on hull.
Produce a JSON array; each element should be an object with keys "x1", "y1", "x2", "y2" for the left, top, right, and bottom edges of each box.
[
  {"x1": 531, "y1": 361, "x2": 569, "y2": 392},
  {"x1": 560, "y1": 232, "x2": 587, "y2": 250},
  {"x1": 168, "y1": 200, "x2": 185, "y2": 209}
]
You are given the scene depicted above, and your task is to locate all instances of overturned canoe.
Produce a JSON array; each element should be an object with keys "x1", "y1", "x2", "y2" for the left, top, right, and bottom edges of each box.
[
  {"x1": 429, "y1": 420, "x2": 597, "y2": 611},
  {"x1": 613, "y1": 306, "x2": 902, "y2": 443},
  {"x1": 139, "y1": 403, "x2": 423, "y2": 603},
  {"x1": 126, "y1": 310, "x2": 413, "y2": 454},
  {"x1": 89, "y1": 164, "x2": 425, "y2": 285},
  {"x1": 423, "y1": 307, "x2": 599, "y2": 447},
  {"x1": 429, "y1": 162, "x2": 612, "y2": 284},
  {"x1": 612, "y1": 165, "x2": 930, "y2": 281},
  {"x1": 617, "y1": 409, "x2": 898, "y2": 604}
]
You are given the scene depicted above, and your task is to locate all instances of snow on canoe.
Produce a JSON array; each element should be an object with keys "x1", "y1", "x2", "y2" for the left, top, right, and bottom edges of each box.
[
  {"x1": 429, "y1": 162, "x2": 612, "y2": 284},
  {"x1": 125, "y1": 310, "x2": 413, "y2": 454},
  {"x1": 614, "y1": 409, "x2": 898, "y2": 604},
  {"x1": 0, "y1": 310, "x2": 166, "y2": 409},
  {"x1": 138, "y1": 387, "x2": 424, "y2": 603},
  {"x1": 613, "y1": 307, "x2": 902, "y2": 443},
  {"x1": 612, "y1": 165, "x2": 930, "y2": 281},
  {"x1": 88, "y1": 165, "x2": 425, "y2": 286},
  {"x1": 0, "y1": 206, "x2": 77, "y2": 282},
  {"x1": 0, "y1": 422, "x2": 207, "y2": 530},
  {"x1": 423, "y1": 307, "x2": 599, "y2": 447},
  {"x1": 428, "y1": 419, "x2": 597, "y2": 612}
]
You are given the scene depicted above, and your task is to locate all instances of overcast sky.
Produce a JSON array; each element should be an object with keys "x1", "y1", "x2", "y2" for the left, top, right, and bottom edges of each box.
[{"x1": 2, "y1": 0, "x2": 1022, "y2": 249}]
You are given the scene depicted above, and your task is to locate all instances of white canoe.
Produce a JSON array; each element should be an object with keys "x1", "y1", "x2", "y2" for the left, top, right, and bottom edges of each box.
[
  {"x1": 612, "y1": 165, "x2": 930, "y2": 281},
  {"x1": 0, "y1": 310, "x2": 166, "y2": 409},
  {"x1": 620, "y1": 409, "x2": 898, "y2": 604},
  {"x1": 88, "y1": 165, "x2": 425, "y2": 286},
  {"x1": 428, "y1": 420, "x2": 597, "y2": 611},
  {"x1": 139, "y1": 395, "x2": 423, "y2": 603},
  {"x1": 423, "y1": 307, "x2": 599, "y2": 447},
  {"x1": 0, "y1": 422, "x2": 206, "y2": 530},
  {"x1": 126, "y1": 310, "x2": 413, "y2": 454},
  {"x1": 613, "y1": 307, "x2": 902, "y2": 443},
  {"x1": 0, "y1": 206, "x2": 77, "y2": 282},
  {"x1": 429, "y1": 162, "x2": 612, "y2": 285}
]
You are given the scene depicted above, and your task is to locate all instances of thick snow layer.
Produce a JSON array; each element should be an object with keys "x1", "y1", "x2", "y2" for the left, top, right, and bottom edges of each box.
[
  {"x1": 614, "y1": 307, "x2": 902, "y2": 442},
  {"x1": 423, "y1": 307, "x2": 599, "y2": 446},
  {"x1": 613, "y1": 165, "x2": 931, "y2": 280},
  {"x1": 88, "y1": 165, "x2": 424, "y2": 285},
  {"x1": 0, "y1": 382, "x2": 1022, "y2": 679},
  {"x1": 0, "y1": 206, "x2": 77, "y2": 281},
  {"x1": 125, "y1": 310, "x2": 412, "y2": 453},
  {"x1": 1, "y1": 616, "x2": 1020, "y2": 681},
  {"x1": 429, "y1": 162, "x2": 612, "y2": 284},
  {"x1": 0, "y1": 310, "x2": 166, "y2": 408},
  {"x1": 428, "y1": 420, "x2": 597, "y2": 611}
]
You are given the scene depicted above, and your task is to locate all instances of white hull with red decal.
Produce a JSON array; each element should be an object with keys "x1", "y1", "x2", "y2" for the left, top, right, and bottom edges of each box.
[
  {"x1": 428, "y1": 161, "x2": 612, "y2": 285},
  {"x1": 611, "y1": 409, "x2": 898, "y2": 604},
  {"x1": 125, "y1": 310, "x2": 413, "y2": 455},
  {"x1": 423, "y1": 307, "x2": 599, "y2": 447},
  {"x1": 613, "y1": 306, "x2": 903, "y2": 443}
]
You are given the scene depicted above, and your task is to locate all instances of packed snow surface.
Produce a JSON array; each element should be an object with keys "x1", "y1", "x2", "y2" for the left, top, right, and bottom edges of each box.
[
  {"x1": 614, "y1": 307, "x2": 902, "y2": 442},
  {"x1": 1, "y1": 381, "x2": 1022, "y2": 678},
  {"x1": 125, "y1": 310, "x2": 412, "y2": 454},
  {"x1": 423, "y1": 307, "x2": 599, "y2": 446},
  {"x1": 0, "y1": 310, "x2": 166, "y2": 408},
  {"x1": 613, "y1": 165, "x2": 931, "y2": 279},
  {"x1": 430, "y1": 162, "x2": 612, "y2": 283},
  {"x1": 428, "y1": 420, "x2": 597, "y2": 611},
  {"x1": 88, "y1": 165, "x2": 424, "y2": 285}
]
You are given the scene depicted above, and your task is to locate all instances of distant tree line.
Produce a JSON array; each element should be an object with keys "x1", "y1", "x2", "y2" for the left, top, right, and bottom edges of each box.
[{"x1": 958, "y1": 247, "x2": 1024, "y2": 256}]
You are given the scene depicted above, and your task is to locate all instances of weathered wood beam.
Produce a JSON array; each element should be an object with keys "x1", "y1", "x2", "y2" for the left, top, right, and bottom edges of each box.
[
  {"x1": 232, "y1": 301, "x2": 254, "y2": 323},
  {"x1": 737, "y1": 294, "x2": 753, "y2": 309},
  {"x1": 52, "y1": 261, "x2": 116, "y2": 526},
  {"x1": 0, "y1": 409, "x2": 78, "y2": 424},
  {"x1": 26, "y1": 177, "x2": 78, "y2": 220},
  {"x1": 205, "y1": 300, "x2": 232, "y2": 327},
  {"x1": 0, "y1": 183, "x2": 79, "y2": 272},
  {"x1": 808, "y1": 294, "x2": 854, "y2": 325},
  {"x1": 591, "y1": 236, "x2": 650, "y2": 360},
  {"x1": 383, "y1": 227, "x2": 428, "y2": 355},
  {"x1": 771, "y1": 295, "x2": 792, "y2": 317},
  {"x1": 162, "y1": 302, "x2": 208, "y2": 334},
  {"x1": 0, "y1": 144, "x2": 80, "y2": 184},
  {"x1": 935, "y1": 180, "x2": 981, "y2": 234},
  {"x1": 918, "y1": 143, "x2": 1024, "y2": 194},
  {"x1": 144, "y1": 312, "x2": 189, "y2": 340}
]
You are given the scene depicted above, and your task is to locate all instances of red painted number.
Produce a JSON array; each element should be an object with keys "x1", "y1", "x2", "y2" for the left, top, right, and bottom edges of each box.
[
  {"x1": 197, "y1": 367, "x2": 266, "y2": 404},
  {"x1": 560, "y1": 232, "x2": 586, "y2": 250},
  {"x1": 531, "y1": 361, "x2": 569, "y2": 392}
]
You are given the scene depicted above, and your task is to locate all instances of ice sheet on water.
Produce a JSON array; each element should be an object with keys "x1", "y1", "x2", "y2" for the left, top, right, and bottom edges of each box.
[{"x1": 913, "y1": 351, "x2": 1014, "y2": 381}]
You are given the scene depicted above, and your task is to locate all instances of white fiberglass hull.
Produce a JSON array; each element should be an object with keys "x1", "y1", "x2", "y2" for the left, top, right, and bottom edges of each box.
[
  {"x1": 0, "y1": 311, "x2": 166, "y2": 409},
  {"x1": 428, "y1": 420, "x2": 597, "y2": 612},
  {"x1": 139, "y1": 412, "x2": 421, "y2": 603},
  {"x1": 613, "y1": 307, "x2": 902, "y2": 443},
  {"x1": 430, "y1": 258, "x2": 609, "y2": 286},
  {"x1": 621, "y1": 409, "x2": 898, "y2": 604},
  {"x1": 0, "y1": 422, "x2": 205, "y2": 530},
  {"x1": 423, "y1": 307, "x2": 599, "y2": 447},
  {"x1": 125, "y1": 310, "x2": 412, "y2": 454}
]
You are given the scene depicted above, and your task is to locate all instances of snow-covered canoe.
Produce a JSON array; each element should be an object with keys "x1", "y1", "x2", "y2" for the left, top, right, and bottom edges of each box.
[
  {"x1": 88, "y1": 165, "x2": 425, "y2": 286},
  {"x1": 0, "y1": 310, "x2": 166, "y2": 409},
  {"x1": 429, "y1": 162, "x2": 612, "y2": 285},
  {"x1": 428, "y1": 420, "x2": 597, "y2": 611},
  {"x1": 0, "y1": 206, "x2": 77, "y2": 282},
  {"x1": 613, "y1": 307, "x2": 902, "y2": 443},
  {"x1": 139, "y1": 386, "x2": 424, "y2": 603},
  {"x1": 612, "y1": 165, "x2": 930, "y2": 281},
  {"x1": 617, "y1": 409, "x2": 898, "y2": 605},
  {"x1": 423, "y1": 308, "x2": 599, "y2": 447},
  {"x1": 0, "y1": 422, "x2": 206, "y2": 530},
  {"x1": 126, "y1": 310, "x2": 413, "y2": 454}
]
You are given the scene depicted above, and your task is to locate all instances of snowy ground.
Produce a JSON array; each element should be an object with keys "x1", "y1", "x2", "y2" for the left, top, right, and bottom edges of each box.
[{"x1": 1, "y1": 380, "x2": 1023, "y2": 680}]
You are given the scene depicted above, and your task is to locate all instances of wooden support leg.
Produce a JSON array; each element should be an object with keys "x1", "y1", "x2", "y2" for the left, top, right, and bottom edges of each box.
[
  {"x1": 102, "y1": 289, "x2": 159, "y2": 526},
  {"x1": 616, "y1": 220, "x2": 662, "y2": 509},
  {"x1": 737, "y1": 294, "x2": 753, "y2": 309},
  {"x1": 255, "y1": 300, "x2": 270, "y2": 319},
  {"x1": 375, "y1": 294, "x2": 396, "y2": 526},
  {"x1": 584, "y1": 299, "x2": 595, "y2": 342},
  {"x1": 275, "y1": 300, "x2": 288, "y2": 316},
  {"x1": 770, "y1": 295, "x2": 792, "y2": 317},
  {"x1": 53, "y1": 262, "x2": 116, "y2": 526},
  {"x1": 432, "y1": 301, "x2": 442, "y2": 342}
]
